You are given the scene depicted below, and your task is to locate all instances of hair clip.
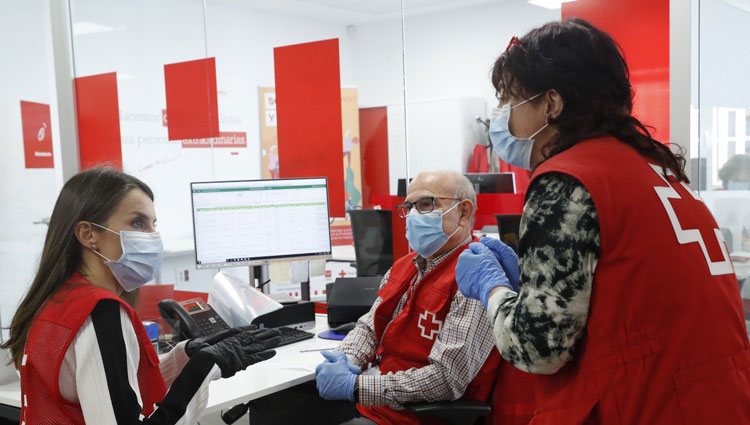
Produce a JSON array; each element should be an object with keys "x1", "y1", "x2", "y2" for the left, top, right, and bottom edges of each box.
[{"x1": 505, "y1": 36, "x2": 527, "y2": 53}]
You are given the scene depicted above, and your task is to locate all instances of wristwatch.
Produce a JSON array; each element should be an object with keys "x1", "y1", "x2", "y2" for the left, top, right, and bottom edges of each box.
[{"x1": 353, "y1": 378, "x2": 360, "y2": 402}]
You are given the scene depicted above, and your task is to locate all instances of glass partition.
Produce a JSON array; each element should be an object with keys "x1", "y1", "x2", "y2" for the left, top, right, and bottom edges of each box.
[
  {"x1": 66, "y1": 0, "x2": 407, "y2": 299},
  {"x1": 0, "y1": 1, "x2": 63, "y2": 339},
  {"x1": 695, "y1": 0, "x2": 750, "y2": 333},
  {"x1": 401, "y1": 1, "x2": 557, "y2": 230}
]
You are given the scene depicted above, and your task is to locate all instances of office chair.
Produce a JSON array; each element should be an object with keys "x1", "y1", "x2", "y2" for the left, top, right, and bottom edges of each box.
[
  {"x1": 349, "y1": 209, "x2": 394, "y2": 277},
  {"x1": 407, "y1": 400, "x2": 491, "y2": 425},
  {"x1": 407, "y1": 354, "x2": 537, "y2": 425}
]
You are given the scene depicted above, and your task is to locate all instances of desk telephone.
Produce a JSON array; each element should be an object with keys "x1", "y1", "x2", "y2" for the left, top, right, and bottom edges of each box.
[{"x1": 158, "y1": 298, "x2": 230, "y2": 340}]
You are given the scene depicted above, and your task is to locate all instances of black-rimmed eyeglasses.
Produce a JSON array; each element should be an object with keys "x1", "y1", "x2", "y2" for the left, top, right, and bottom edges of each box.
[{"x1": 396, "y1": 197, "x2": 462, "y2": 218}]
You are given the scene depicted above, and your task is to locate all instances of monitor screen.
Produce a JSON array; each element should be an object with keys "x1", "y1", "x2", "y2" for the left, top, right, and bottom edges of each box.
[
  {"x1": 350, "y1": 209, "x2": 393, "y2": 277},
  {"x1": 191, "y1": 178, "x2": 332, "y2": 269},
  {"x1": 464, "y1": 172, "x2": 516, "y2": 194}
]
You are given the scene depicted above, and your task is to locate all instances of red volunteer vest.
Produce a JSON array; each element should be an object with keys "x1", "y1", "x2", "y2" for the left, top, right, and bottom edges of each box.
[
  {"x1": 357, "y1": 239, "x2": 503, "y2": 425},
  {"x1": 527, "y1": 137, "x2": 750, "y2": 424},
  {"x1": 20, "y1": 273, "x2": 166, "y2": 424}
]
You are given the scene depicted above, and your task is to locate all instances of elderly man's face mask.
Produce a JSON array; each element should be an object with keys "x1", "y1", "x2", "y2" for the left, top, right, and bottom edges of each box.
[{"x1": 403, "y1": 197, "x2": 463, "y2": 257}]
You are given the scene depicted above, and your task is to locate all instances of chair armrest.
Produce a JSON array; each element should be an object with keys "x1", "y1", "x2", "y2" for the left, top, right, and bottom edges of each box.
[{"x1": 406, "y1": 400, "x2": 491, "y2": 425}]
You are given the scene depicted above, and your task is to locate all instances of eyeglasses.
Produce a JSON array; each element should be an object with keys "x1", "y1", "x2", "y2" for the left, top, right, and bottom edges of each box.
[
  {"x1": 505, "y1": 36, "x2": 527, "y2": 53},
  {"x1": 396, "y1": 197, "x2": 462, "y2": 218}
]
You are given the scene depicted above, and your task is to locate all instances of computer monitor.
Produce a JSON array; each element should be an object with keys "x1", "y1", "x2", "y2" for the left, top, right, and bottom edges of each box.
[
  {"x1": 349, "y1": 209, "x2": 394, "y2": 277},
  {"x1": 495, "y1": 214, "x2": 522, "y2": 253},
  {"x1": 464, "y1": 172, "x2": 516, "y2": 194},
  {"x1": 190, "y1": 178, "x2": 332, "y2": 269}
]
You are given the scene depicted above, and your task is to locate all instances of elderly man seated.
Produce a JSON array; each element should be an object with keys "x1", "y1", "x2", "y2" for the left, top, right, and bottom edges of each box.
[
  {"x1": 248, "y1": 170, "x2": 529, "y2": 425},
  {"x1": 313, "y1": 170, "x2": 502, "y2": 425}
]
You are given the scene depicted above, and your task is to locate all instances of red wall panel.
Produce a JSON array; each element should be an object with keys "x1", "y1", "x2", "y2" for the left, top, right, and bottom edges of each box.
[
  {"x1": 274, "y1": 39, "x2": 345, "y2": 217},
  {"x1": 359, "y1": 107, "x2": 390, "y2": 208},
  {"x1": 164, "y1": 57, "x2": 220, "y2": 141},
  {"x1": 75, "y1": 72, "x2": 122, "y2": 170},
  {"x1": 563, "y1": 0, "x2": 670, "y2": 142}
]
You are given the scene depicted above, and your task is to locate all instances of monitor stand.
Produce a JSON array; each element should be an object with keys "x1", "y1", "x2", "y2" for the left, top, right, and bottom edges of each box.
[
  {"x1": 291, "y1": 260, "x2": 311, "y2": 302},
  {"x1": 248, "y1": 265, "x2": 269, "y2": 293},
  {"x1": 249, "y1": 262, "x2": 312, "y2": 301}
]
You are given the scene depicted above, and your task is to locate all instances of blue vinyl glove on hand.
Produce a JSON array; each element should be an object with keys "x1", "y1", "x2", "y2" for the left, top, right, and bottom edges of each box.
[
  {"x1": 456, "y1": 242, "x2": 514, "y2": 308},
  {"x1": 315, "y1": 356, "x2": 358, "y2": 401},
  {"x1": 480, "y1": 237, "x2": 520, "y2": 290},
  {"x1": 321, "y1": 350, "x2": 362, "y2": 374}
]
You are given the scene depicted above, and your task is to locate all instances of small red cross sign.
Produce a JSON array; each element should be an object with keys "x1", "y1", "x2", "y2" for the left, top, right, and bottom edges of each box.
[
  {"x1": 417, "y1": 310, "x2": 443, "y2": 340},
  {"x1": 338, "y1": 270, "x2": 347, "y2": 278}
]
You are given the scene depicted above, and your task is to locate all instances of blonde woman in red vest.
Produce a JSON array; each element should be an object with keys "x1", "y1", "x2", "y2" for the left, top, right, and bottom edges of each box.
[
  {"x1": 456, "y1": 18, "x2": 750, "y2": 424},
  {"x1": 2, "y1": 167, "x2": 281, "y2": 424}
]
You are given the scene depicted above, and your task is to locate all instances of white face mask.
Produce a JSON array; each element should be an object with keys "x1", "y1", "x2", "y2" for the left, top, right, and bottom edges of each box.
[
  {"x1": 489, "y1": 92, "x2": 548, "y2": 170},
  {"x1": 91, "y1": 223, "x2": 163, "y2": 291}
]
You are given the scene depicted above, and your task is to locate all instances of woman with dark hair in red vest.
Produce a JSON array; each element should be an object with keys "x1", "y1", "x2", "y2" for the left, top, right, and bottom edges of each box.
[
  {"x1": 456, "y1": 19, "x2": 750, "y2": 424},
  {"x1": 2, "y1": 167, "x2": 280, "y2": 424}
]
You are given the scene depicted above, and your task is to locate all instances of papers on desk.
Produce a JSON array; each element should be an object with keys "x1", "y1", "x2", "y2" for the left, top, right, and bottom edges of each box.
[{"x1": 208, "y1": 272, "x2": 283, "y2": 327}]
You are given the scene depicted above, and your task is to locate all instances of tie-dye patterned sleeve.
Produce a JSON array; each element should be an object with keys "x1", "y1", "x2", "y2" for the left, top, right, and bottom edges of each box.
[{"x1": 486, "y1": 172, "x2": 600, "y2": 374}]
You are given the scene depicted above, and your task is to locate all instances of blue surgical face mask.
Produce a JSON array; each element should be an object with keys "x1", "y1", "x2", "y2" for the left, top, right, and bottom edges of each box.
[
  {"x1": 91, "y1": 223, "x2": 163, "y2": 292},
  {"x1": 405, "y1": 201, "x2": 463, "y2": 258},
  {"x1": 489, "y1": 93, "x2": 548, "y2": 170},
  {"x1": 727, "y1": 181, "x2": 750, "y2": 190}
]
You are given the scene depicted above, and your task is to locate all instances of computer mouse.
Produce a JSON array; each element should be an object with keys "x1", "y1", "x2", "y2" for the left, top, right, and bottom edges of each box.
[{"x1": 331, "y1": 322, "x2": 356, "y2": 335}]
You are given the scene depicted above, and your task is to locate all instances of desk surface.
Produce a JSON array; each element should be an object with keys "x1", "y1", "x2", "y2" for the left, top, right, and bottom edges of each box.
[
  {"x1": 0, "y1": 315, "x2": 337, "y2": 417},
  {"x1": 204, "y1": 315, "x2": 336, "y2": 414}
]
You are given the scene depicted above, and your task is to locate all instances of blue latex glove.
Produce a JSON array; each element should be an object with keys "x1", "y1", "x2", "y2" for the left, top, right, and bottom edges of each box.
[
  {"x1": 480, "y1": 237, "x2": 520, "y2": 290},
  {"x1": 315, "y1": 358, "x2": 357, "y2": 401},
  {"x1": 321, "y1": 350, "x2": 362, "y2": 374},
  {"x1": 456, "y1": 242, "x2": 514, "y2": 308}
]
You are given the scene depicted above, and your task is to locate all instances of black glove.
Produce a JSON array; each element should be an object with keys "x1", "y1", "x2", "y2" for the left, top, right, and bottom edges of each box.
[
  {"x1": 185, "y1": 325, "x2": 258, "y2": 357},
  {"x1": 200, "y1": 328, "x2": 281, "y2": 378}
]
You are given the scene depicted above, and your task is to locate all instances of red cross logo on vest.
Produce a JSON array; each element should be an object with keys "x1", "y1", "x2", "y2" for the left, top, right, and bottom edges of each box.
[
  {"x1": 339, "y1": 270, "x2": 347, "y2": 278},
  {"x1": 650, "y1": 164, "x2": 733, "y2": 276},
  {"x1": 417, "y1": 310, "x2": 443, "y2": 340}
]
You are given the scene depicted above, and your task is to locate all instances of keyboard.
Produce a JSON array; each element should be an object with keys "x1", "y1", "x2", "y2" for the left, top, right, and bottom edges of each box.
[{"x1": 275, "y1": 326, "x2": 315, "y2": 347}]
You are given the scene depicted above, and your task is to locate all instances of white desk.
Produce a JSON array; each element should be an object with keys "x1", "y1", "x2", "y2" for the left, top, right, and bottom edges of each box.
[
  {"x1": 204, "y1": 315, "x2": 336, "y2": 415},
  {"x1": 0, "y1": 315, "x2": 336, "y2": 419}
]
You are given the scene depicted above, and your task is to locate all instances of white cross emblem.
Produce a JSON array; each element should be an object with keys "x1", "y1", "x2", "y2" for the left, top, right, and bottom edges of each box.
[
  {"x1": 417, "y1": 310, "x2": 443, "y2": 340},
  {"x1": 650, "y1": 164, "x2": 733, "y2": 276}
]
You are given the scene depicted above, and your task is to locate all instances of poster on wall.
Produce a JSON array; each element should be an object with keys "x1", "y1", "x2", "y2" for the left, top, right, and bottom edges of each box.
[
  {"x1": 258, "y1": 87, "x2": 363, "y2": 245},
  {"x1": 20, "y1": 100, "x2": 54, "y2": 169}
]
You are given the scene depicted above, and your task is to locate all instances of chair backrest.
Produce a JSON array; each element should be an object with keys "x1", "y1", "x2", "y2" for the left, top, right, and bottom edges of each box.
[
  {"x1": 350, "y1": 209, "x2": 394, "y2": 277},
  {"x1": 494, "y1": 214, "x2": 522, "y2": 253}
]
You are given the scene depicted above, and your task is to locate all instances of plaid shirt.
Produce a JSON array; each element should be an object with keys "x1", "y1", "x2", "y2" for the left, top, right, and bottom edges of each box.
[{"x1": 336, "y1": 235, "x2": 496, "y2": 410}]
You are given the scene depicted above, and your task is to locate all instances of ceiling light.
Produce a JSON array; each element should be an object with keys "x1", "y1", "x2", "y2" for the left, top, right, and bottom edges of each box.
[
  {"x1": 73, "y1": 22, "x2": 126, "y2": 35},
  {"x1": 723, "y1": 0, "x2": 750, "y2": 13},
  {"x1": 528, "y1": 0, "x2": 577, "y2": 10}
]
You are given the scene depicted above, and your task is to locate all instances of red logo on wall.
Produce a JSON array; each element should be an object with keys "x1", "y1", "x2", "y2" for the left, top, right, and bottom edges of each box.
[{"x1": 20, "y1": 101, "x2": 54, "y2": 169}]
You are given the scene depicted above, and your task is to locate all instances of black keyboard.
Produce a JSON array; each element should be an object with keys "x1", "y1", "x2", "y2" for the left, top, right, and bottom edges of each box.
[{"x1": 275, "y1": 326, "x2": 315, "y2": 347}]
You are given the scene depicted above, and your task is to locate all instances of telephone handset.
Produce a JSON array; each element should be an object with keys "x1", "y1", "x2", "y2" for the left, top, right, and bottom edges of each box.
[{"x1": 157, "y1": 298, "x2": 230, "y2": 341}]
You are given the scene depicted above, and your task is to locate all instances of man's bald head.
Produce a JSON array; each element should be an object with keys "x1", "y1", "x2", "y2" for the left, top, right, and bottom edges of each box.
[{"x1": 407, "y1": 170, "x2": 477, "y2": 209}]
